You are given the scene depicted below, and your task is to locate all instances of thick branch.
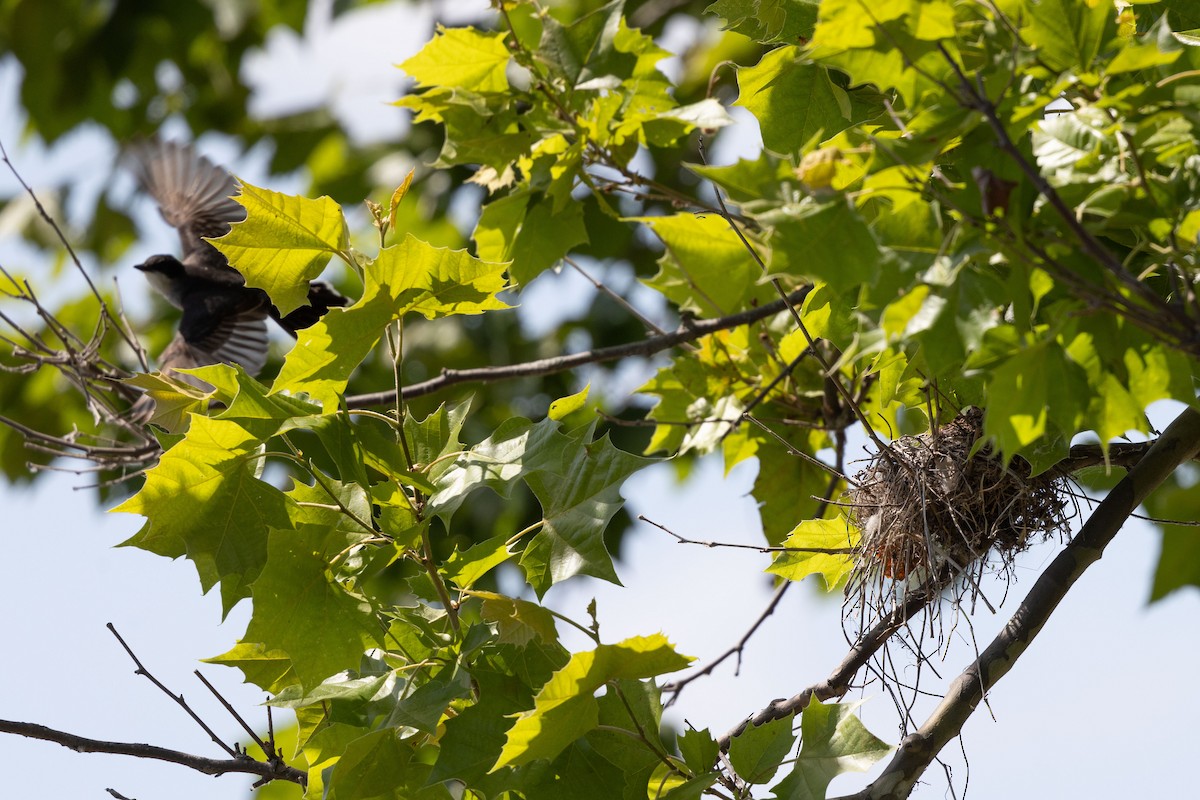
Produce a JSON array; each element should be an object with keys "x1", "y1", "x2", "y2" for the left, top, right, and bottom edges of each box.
[
  {"x1": 0, "y1": 718, "x2": 306, "y2": 786},
  {"x1": 346, "y1": 289, "x2": 810, "y2": 408},
  {"x1": 841, "y1": 406, "x2": 1200, "y2": 800}
]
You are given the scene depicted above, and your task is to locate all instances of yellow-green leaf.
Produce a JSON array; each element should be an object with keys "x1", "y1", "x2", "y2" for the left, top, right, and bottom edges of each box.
[
  {"x1": 767, "y1": 516, "x2": 856, "y2": 590},
  {"x1": 493, "y1": 634, "x2": 692, "y2": 770},
  {"x1": 400, "y1": 26, "x2": 511, "y2": 92},
  {"x1": 212, "y1": 182, "x2": 349, "y2": 315}
]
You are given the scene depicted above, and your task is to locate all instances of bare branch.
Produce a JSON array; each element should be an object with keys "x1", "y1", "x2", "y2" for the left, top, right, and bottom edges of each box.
[
  {"x1": 717, "y1": 588, "x2": 938, "y2": 750},
  {"x1": 107, "y1": 624, "x2": 237, "y2": 758},
  {"x1": 640, "y1": 514, "x2": 854, "y2": 555},
  {"x1": 346, "y1": 288, "x2": 810, "y2": 408},
  {"x1": 193, "y1": 670, "x2": 272, "y2": 758},
  {"x1": 0, "y1": 718, "x2": 305, "y2": 786}
]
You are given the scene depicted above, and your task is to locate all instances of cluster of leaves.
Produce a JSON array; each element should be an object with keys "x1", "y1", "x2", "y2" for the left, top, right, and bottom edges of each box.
[
  {"x1": 106, "y1": 175, "x2": 890, "y2": 797},
  {"x1": 4, "y1": 0, "x2": 1200, "y2": 798}
]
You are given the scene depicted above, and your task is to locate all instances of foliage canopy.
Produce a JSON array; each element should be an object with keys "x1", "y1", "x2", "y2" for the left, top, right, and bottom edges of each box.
[{"x1": 2, "y1": 0, "x2": 1199, "y2": 798}]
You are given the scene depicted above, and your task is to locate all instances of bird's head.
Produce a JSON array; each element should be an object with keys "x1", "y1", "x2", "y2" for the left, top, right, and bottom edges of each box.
[
  {"x1": 135, "y1": 254, "x2": 187, "y2": 307},
  {"x1": 135, "y1": 254, "x2": 185, "y2": 276}
]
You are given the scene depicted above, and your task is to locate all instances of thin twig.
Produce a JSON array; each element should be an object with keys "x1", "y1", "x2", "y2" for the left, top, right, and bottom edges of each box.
[
  {"x1": 717, "y1": 588, "x2": 937, "y2": 750},
  {"x1": 640, "y1": 514, "x2": 854, "y2": 555},
  {"x1": 106, "y1": 623, "x2": 237, "y2": 758},
  {"x1": 193, "y1": 670, "x2": 271, "y2": 757}
]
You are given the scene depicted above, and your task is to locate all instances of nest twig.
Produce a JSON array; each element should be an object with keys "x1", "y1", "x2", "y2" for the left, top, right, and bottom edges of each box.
[{"x1": 845, "y1": 408, "x2": 1071, "y2": 621}]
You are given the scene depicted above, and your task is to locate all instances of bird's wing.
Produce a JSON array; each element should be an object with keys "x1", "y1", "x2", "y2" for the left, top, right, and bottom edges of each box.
[
  {"x1": 128, "y1": 139, "x2": 246, "y2": 279},
  {"x1": 173, "y1": 291, "x2": 271, "y2": 377}
]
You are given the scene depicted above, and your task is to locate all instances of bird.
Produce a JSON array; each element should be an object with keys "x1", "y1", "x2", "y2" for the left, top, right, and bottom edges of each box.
[{"x1": 126, "y1": 139, "x2": 347, "y2": 414}]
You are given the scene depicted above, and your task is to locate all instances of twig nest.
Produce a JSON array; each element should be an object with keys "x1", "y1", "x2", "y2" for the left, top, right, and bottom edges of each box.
[{"x1": 847, "y1": 409, "x2": 1069, "y2": 598}]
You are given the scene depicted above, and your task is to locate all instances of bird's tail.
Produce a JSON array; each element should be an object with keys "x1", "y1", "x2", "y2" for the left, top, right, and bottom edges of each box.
[{"x1": 272, "y1": 281, "x2": 350, "y2": 335}]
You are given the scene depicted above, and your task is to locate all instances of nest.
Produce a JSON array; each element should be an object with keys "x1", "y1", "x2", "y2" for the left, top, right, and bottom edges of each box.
[{"x1": 846, "y1": 409, "x2": 1071, "y2": 608}]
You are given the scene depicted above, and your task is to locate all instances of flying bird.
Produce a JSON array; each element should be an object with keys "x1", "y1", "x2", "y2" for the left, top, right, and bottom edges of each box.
[{"x1": 127, "y1": 139, "x2": 347, "y2": 411}]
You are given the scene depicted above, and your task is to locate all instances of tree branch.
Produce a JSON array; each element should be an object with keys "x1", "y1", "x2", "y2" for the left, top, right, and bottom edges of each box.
[
  {"x1": 345, "y1": 289, "x2": 810, "y2": 408},
  {"x1": 717, "y1": 588, "x2": 937, "y2": 750},
  {"x1": 0, "y1": 718, "x2": 306, "y2": 785},
  {"x1": 838, "y1": 406, "x2": 1200, "y2": 800}
]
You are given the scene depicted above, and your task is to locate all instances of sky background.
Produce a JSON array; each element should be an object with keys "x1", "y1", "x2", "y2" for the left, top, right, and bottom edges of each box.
[{"x1": 1, "y1": 2, "x2": 1197, "y2": 799}]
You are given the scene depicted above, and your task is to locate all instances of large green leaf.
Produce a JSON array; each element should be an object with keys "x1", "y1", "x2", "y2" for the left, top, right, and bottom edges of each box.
[
  {"x1": 521, "y1": 432, "x2": 654, "y2": 595},
  {"x1": 212, "y1": 181, "x2": 349, "y2": 315},
  {"x1": 728, "y1": 713, "x2": 795, "y2": 785},
  {"x1": 736, "y1": 47, "x2": 850, "y2": 155},
  {"x1": 493, "y1": 634, "x2": 692, "y2": 769},
  {"x1": 474, "y1": 190, "x2": 588, "y2": 285},
  {"x1": 764, "y1": 199, "x2": 883, "y2": 291},
  {"x1": 114, "y1": 414, "x2": 294, "y2": 610},
  {"x1": 771, "y1": 698, "x2": 892, "y2": 800},
  {"x1": 767, "y1": 516, "x2": 856, "y2": 590},
  {"x1": 1025, "y1": 0, "x2": 1113, "y2": 73},
  {"x1": 400, "y1": 26, "x2": 512, "y2": 92},
  {"x1": 636, "y1": 213, "x2": 770, "y2": 317},
  {"x1": 244, "y1": 524, "x2": 383, "y2": 690}
]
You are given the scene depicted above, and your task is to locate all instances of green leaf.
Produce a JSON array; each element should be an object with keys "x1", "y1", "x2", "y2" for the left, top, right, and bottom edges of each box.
[
  {"x1": 549, "y1": 385, "x2": 591, "y2": 421},
  {"x1": 431, "y1": 658, "x2": 558, "y2": 787},
  {"x1": 212, "y1": 181, "x2": 349, "y2": 315},
  {"x1": 687, "y1": 154, "x2": 795, "y2": 203},
  {"x1": 728, "y1": 713, "x2": 795, "y2": 785},
  {"x1": 736, "y1": 47, "x2": 850, "y2": 155},
  {"x1": 444, "y1": 535, "x2": 516, "y2": 591},
  {"x1": 122, "y1": 372, "x2": 211, "y2": 433},
  {"x1": 493, "y1": 633, "x2": 692, "y2": 770},
  {"x1": 982, "y1": 340, "x2": 1068, "y2": 465},
  {"x1": 1026, "y1": 0, "x2": 1113, "y2": 73},
  {"x1": 328, "y1": 728, "x2": 452, "y2": 800},
  {"x1": 752, "y1": 432, "x2": 837, "y2": 546},
  {"x1": 767, "y1": 516, "x2": 856, "y2": 590},
  {"x1": 386, "y1": 666, "x2": 473, "y2": 733},
  {"x1": 764, "y1": 200, "x2": 883, "y2": 291},
  {"x1": 678, "y1": 727, "x2": 720, "y2": 775},
  {"x1": 113, "y1": 415, "x2": 293, "y2": 611},
  {"x1": 1107, "y1": 37, "x2": 1182, "y2": 75},
  {"x1": 539, "y1": 0, "x2": 636, "y2": 86},
  {"x1": 271, "y1": 234, "x2": 508, "y2": 409},
  {"x1": 403, "y1": 400, "x2": 470, "y2": 481},
  {"x1": 521, "y1": 432, "x2": 655, "y2": 595},
  {"x1": 474, "y1": 190, "x2": 588, "y2": 285},
  {"x1": 400, "y1": 26, "x2": 512, "y2": 92},
  {"x1": 429, "y1": 416, "x2": 574, "y2": 520},
  {"x1": 244, "y1": 525, "x2": 382, "y2": 690},
  {"x1": 810, "y1": 7, "x2": 950, "y2": 104},
  {"x1": 476, "y1": 591, "x2": 560, "y2": 646},
  {"x1": 707, "y1": 0, "x2": 819, "y2": 44},
  {"x1": 1144, "y1": 469, "x2": 1200, "y2": 601},
  {"x1": 635, "y1": 213, "x2": 768, "y2": 318},
  {"x1": 204, "y1": 642, "x2": 295, "y2": 694},
  {"x1": 771, "y1": 697, "x2": 892, "y2": 800}
]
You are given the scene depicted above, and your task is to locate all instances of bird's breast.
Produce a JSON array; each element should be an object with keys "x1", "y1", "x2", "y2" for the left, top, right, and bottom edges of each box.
[{"x1": 144, "y1": 270, "x2": 185, "y2": 308}]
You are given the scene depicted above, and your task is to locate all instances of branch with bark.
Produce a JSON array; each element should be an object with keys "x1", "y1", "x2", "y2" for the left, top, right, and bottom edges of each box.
[{"x1": 0, "y1": 719, "x2": 305, "y2": 786}]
